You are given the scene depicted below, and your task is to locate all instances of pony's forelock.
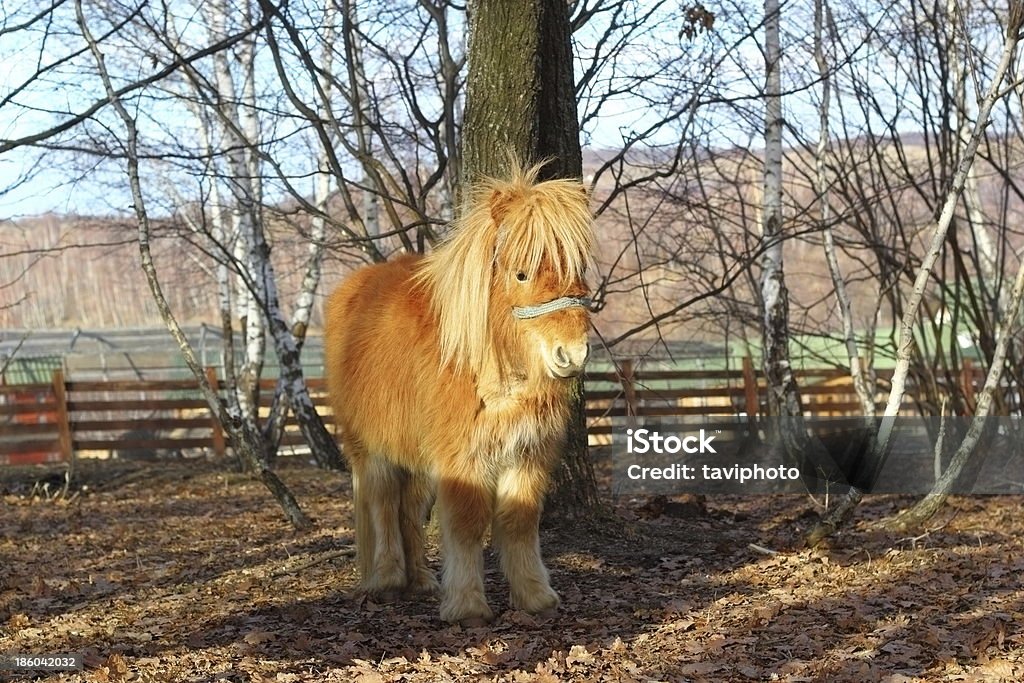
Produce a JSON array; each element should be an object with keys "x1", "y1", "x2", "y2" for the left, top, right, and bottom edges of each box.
[{"x1": 416, "y1": 163, "x2": 593, "y2": 372}]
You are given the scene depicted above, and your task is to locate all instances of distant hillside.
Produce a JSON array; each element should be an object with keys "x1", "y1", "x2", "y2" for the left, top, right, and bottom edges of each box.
[
  {"x1": 0, "y1": 213, "x2": 349, "y2": 331},
  {"x1": 4, "y1": 144, "x2": 1019, "y2": 356}
]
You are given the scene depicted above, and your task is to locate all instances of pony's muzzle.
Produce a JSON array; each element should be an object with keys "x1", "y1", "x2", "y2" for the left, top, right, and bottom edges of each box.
[{"x1": 548, "y1": 341, "x2": 590, "y2": 378}]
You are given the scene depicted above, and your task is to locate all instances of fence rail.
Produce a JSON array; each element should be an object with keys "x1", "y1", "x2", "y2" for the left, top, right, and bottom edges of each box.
[{"x1": 0, "y1": 359, "x2": 979, "y2": 465}]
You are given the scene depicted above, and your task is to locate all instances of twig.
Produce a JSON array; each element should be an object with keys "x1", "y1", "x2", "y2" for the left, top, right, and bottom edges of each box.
[
  {"x1": 748, "y1": 543, "x2": 780, "y2": 556},
  {"x1": 933, "y1": 397, "x2": 948, "y2": 482},
  {"x1": 0, "y1": 331, "x2": 30, "y2": 379},
  {"x1": 269, "y1": 547, "x2": 357, "y2": 578}
]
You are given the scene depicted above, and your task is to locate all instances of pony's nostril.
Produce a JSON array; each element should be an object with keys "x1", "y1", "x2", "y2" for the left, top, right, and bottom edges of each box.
[{"x1": 553, "y1": 346, "x2": 571, "y2": 367}]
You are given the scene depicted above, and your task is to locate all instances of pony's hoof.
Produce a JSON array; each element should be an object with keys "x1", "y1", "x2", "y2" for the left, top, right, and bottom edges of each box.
[
  {"x1": 407, "y1": 571, "x2": 440, "y2": 596},
  {"x1": 440, "y1": 597, "x2": 493, "y2": 626},
  {"x1": 512, "y1": 585, "x2": 560, "y2": 615}
]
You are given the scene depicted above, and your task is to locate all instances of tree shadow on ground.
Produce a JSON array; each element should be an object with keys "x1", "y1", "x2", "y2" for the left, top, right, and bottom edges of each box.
[
  {"x1": 4, "y1": 460, "x2": 1024, "y2": 681},
  {"x1": 155, "y1": 502, "x2": 755, "y2": 681}
]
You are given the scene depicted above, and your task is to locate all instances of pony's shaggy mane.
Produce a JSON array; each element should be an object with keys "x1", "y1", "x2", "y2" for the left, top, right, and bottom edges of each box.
[{"x1": 416, "y1": 163, "x2": 593, "y2": 373}]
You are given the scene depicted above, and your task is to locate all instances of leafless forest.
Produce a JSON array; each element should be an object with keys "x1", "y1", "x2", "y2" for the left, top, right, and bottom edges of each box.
[{"x1": 4, "y1": 0, "x2": 1024, "y2": 382}]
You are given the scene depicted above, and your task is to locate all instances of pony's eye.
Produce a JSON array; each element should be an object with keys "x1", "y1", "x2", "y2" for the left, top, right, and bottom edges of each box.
[{"x1": 516, "y1": 271, "x2": 528, "y2": 282}]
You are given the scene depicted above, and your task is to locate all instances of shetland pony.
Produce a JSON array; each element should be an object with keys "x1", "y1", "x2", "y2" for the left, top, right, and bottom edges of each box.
[{"x1": 324, "y1": 164, "x2": 594, "y2": 626}]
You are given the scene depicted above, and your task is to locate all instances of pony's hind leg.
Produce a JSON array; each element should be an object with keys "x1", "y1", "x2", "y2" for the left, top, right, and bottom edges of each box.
[
  {"x1": 492, "y1": 464, "x2": 559, "y2": 616},
  {"x1": 437, "y1": 477, "x2": 493, "y2": 625},
  {"x1": 355, "y1": 453, "x2": 408, "y2": 599},
  {"x1": 400, "y1": 471, "x2": 439, "y2": 595},
  {"x1": 345, "y1": 436, "x2": 376, "y2": 585}
]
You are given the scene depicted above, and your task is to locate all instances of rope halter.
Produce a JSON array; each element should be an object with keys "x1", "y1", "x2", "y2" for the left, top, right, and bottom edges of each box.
[{"x1": 512, "y1": 296, "x2": 591, "y2": 320}]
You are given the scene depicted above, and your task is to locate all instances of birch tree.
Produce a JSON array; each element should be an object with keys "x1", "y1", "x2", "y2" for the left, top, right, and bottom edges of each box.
[
  {"x1": 814, "y1": 0, "x2": 877, "y2": 422},
  {"x1": 761, "y1": 0, "x2": 807, "y2": 457},
  {"x1": 262, "y1": 2, "x2": 338, "y2": 459},
  {"x1": 949, "y1": 0, "x2": 1001, "y2": 301},
  {"x1": 156, "y1": 0, "x2": 343, "y2": 470},
  {"x1": 892, "y1": 238, "x2": 1024, "y2": 528},
  {"x1": 75, "y1": 0, "x2": 311, "y2": 528}
]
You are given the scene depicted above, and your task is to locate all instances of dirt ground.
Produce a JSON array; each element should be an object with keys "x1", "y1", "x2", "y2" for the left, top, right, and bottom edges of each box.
[{"x1": 1, "y1": 458, "x2": 1022, "y2": 682}]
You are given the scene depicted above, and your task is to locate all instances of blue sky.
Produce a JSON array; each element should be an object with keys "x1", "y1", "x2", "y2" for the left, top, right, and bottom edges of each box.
[{"x1": 0, "y1": 0, "x2": 1009, "y2": 221}]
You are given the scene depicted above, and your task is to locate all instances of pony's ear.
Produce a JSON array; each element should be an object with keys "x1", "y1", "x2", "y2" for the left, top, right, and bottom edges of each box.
[{"x1": 489, "y1": 186, "x2": 522, "y2": 226}]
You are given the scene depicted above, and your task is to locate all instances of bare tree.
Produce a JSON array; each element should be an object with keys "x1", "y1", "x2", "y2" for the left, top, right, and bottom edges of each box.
[
  {"x1": 813, "y1": 0, "x2": 877, "y2": 424},
  {"x1": 74, "y1": 0, "x2": 311, "y2": 528},
  {"x1": 893, "y1": 235, "x2": 1024, "y2": 528},
  {"x1": 808, "y1": 1, "x2": 1023, "y2": 543}
]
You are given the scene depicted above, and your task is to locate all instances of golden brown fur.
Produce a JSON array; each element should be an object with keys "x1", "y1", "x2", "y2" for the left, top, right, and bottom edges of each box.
[{"x1": 324, "y1": 164, "x2": 594, "y2": 625}]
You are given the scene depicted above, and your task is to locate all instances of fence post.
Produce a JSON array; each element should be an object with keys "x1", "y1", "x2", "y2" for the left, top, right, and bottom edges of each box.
[
  {"x1": 620, "y1": 358, "x2": 638, "y2": 423},
  {"x1": 206, "y1": 366, "x2": 226, "y2": 457},
  {"x1": 742, "y1": 355, "x2": 759, "y2": 422},
  {"x1": 51, "y1": 369, "x2": 73, "y2": 463},
  {"x1": 961, "y1": 358, "x2": 975, "y2": 415}
]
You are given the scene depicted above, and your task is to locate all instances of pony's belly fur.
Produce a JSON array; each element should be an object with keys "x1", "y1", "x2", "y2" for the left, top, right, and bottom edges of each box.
[{"x1": 469, "y1": 393, "x2": 570, "y2": 480}]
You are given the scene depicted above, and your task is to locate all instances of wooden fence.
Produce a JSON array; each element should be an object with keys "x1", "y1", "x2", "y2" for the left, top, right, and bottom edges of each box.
[{"x1": 0, "y1": 360, "x2": 969, "y2": 465}]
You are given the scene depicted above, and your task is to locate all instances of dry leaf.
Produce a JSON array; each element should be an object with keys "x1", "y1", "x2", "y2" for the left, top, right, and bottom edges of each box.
[{"x1": 243, "y1": 630, "x2": 277, "y2": 645}]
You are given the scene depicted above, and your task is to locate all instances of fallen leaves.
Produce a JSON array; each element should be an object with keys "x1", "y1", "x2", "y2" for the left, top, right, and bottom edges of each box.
[{"x1": 2, "y1": 460, "x2": 1024, "y2": 682}]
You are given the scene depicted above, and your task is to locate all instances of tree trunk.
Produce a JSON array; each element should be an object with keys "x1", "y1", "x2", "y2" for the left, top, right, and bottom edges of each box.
[
  {"x1": 463, "y1": 0, "x2": 597, "y2": 518},
  {"x1": 761, "y1": 0, "x2": 806, "y2": 458},
  {"x1": 263, "y1": 4, "x2": 335, "y2": 464},
  {"x1": 948, "y1": 0, "x2": 1001, "y2": 309},
  {"x1": 814, "y1": 0, "x2": 877, "y2": 426},
  {"x1": 891, "y1": 223, "x2": 1024, "y2": 530},
  {"x1": 463, "y1": 0, "x2": 582, "y2": 183}
]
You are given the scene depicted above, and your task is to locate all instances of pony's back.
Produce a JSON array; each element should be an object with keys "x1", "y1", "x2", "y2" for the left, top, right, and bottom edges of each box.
[{"x1": 323, "y1": 253, "x2": 450, "y2": 472}]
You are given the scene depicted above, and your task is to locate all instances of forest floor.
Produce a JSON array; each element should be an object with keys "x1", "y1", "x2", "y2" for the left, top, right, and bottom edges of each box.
[{"x1": 1, "y1": 457, "x2": 1023, "y2": 683}]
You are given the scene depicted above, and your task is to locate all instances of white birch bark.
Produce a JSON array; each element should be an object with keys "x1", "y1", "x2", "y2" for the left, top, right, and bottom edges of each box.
[
  {"x1": 206, "y1": 0, "x2": 266, "y2": 421},
  {"x1": 165, "y1": 10, "x2": 242, "y2": 411},
  {"x1": 263, "y1": 2, "x2": 337, "y2": 458},
  {"x1": 191, "y1": 0, "x2": 342, "y2": 469},
  {"x1": 761, "y1": 0, "x2": 805, "y2": 458},
  {"x1": 948, "y1": 0, "x2": 1000, "y2": 296},
  {"x1": 76, "y1": 0, "x2": 310, "y2": 529}
]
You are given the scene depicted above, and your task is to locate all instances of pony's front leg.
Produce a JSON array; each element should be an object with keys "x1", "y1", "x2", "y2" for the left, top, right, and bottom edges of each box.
[
  {"x1": 492, "y1": 463, "x2": 559, "y2": 616},
  {"x1": 437, "y1": 477, "x2": 493, "y2": 626}
]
